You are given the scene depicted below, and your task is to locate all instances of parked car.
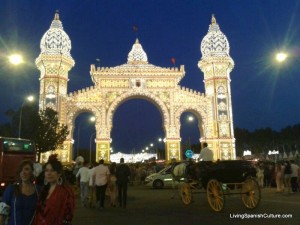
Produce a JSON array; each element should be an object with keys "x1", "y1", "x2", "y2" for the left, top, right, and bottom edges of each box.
[{"x1": 145, "y1": 165, "x2": 184, "y2": 189}]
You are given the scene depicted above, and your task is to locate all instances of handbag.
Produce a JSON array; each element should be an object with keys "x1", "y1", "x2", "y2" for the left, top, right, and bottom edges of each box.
[{"x1": 0, "y1": 202, "x2": 10, "y2": 216}]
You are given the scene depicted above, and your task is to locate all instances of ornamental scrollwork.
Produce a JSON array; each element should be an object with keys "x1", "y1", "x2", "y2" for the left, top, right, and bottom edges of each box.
[{"x1": 218, "y1": 101, "x2": 227, "y2": 111}]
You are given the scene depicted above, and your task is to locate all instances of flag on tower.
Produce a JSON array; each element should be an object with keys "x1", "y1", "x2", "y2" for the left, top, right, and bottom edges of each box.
[
  {"x1": 171, "y1": 57, "x2": 176, "y2": 66},
  {"x1": 133, "y1": 25, "x2": 138, "y2": 33}
]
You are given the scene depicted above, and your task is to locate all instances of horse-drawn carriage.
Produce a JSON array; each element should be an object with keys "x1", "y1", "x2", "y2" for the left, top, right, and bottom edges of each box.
[{"x1": 172, "y1": 160, "x2": 261, "y2": 212}]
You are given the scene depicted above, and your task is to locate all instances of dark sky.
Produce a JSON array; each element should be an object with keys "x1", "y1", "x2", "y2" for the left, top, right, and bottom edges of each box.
[{"x1": 0, "y1": 0, "x2": 300, "y2": 154}]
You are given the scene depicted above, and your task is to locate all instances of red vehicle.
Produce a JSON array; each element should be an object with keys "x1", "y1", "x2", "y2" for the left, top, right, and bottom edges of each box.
[{"x1": 0, "y1": 137, "x2": 36, "y2": 191}]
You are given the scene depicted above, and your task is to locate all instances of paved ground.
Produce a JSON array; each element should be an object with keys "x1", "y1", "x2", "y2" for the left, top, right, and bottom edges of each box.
[{"x1": 73, "y1": 185, "x2": 300, "y2": 225}]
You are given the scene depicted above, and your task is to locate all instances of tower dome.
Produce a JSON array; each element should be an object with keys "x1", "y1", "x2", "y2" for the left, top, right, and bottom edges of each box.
[
  {"x1": 127, "y1": 39, "x2": 148, "y2": 64},
  {"x1": 201, "y1": 15, "x2": 230, "y2": 58},
  {"x1": 40, "y1": 11, "x2": 72, "y2": 57}
]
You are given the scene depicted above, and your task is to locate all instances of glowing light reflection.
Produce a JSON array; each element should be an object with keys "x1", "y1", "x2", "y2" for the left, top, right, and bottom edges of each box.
[
  {"x1": 275, "y1": 52, "x2": 288, "y2": 62},
  {"x1": 9, "y1": 54, "x2": 24, "y2": 65}
]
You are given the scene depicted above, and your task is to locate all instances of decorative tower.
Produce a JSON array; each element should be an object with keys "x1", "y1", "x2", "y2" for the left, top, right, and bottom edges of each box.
[
  {"x1": 198, "y1": 15, "x2": 236, "y2": 160},
  {"x1": 36, "y1": 11, "x2": 75, "y2": 119}
]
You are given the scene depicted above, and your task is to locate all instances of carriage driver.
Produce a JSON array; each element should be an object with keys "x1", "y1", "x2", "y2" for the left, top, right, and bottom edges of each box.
[{"x1": 198, "y1": 143, "x2": 213, "y2": 161}]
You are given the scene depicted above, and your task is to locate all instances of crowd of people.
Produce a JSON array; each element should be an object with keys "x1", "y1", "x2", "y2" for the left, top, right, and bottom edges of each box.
[
  {"x1": 74, "y1": 156, "x2": 131, "y2": 209},
  {"x1": 0, "y1": 148, "x2": 299, "y2": 225},
  {"x1": 255, "y1": 159, "x2": 300, "y2": 193}
]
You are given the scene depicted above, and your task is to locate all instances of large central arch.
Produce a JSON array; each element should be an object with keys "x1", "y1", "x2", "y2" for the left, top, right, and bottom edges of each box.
[{"x1": 107, "y1": 91, "x2": 170, "y2": 134}]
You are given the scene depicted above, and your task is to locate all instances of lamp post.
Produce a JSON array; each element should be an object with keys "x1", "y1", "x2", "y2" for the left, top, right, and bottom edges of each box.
[
  {"x1": 150, "y1": 143, "x2": 154, "y2": 153},
  {"x1": 157, "y1": 138, "x2": 163, "y2": 159},
  {"x1": 89, "y1": 132, "x2": 96, "y2": 163},
  {"x1": 18, "y1": 95, "x2": 34, "y2": 138},
  {"x1": 77, "y1": 116, "x2": 95, "y2": 157}
]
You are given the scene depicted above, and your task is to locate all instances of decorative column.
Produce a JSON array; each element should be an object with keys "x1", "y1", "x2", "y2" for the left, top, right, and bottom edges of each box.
[
  {"x1": 198, "y1": 15, "x2": 236, "y2": 160},
  {"x1": 36, "y1": 11, "x2": 75, "y2": 163},
  {"x1": 95, "y1": 120, "x2": 111, "y2": 163},
  {"x1": 95, "y1": 139, "x2": 111, "y2": 163},
  {"x1": 165, "y1": 138, "x2": 181, "y2": 161}
]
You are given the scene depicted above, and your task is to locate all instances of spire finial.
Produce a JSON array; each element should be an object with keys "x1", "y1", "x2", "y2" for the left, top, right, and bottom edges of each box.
[
  {"x1": 135, "y1": 38, "x2": 139, "y2": 44},
  {"x1": 211, "y1": 14, "x2": 216, "y2": 24},
  {"x1": 54, "y1": 10, "x2": 60, "y2": 20}
]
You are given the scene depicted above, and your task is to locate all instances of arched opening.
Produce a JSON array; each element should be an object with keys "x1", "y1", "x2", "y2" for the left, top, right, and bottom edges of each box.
[
  {"x1": 73, "y1": 111, "x2": 96, "y2": 162},
  {"x1": 180, "y1": 111, "x2": 201, "y2": 159},
  {"x1": 110, "y1": 98, "x2": 165, "y2": 161}
]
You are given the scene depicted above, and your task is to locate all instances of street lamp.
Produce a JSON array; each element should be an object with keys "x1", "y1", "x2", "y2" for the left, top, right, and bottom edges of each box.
[
  {"x1": 188, "y1": 116, "x2": 194, "y2": 122},
  {"x1": 8, "y1": 53, "x2": 24, "y2": 65},
  {"x1": 89, "y1": 132, "x2": 96, "y2": 163},
  {"x1": 275, "y1": 52, "x2": 288, "y2": 63},
  {"x1": 77, "y1": 116, "x2": 96, "y2": 156},
  {"x1": 18, "y1": 95, "x2": 34, "y2": 138}
]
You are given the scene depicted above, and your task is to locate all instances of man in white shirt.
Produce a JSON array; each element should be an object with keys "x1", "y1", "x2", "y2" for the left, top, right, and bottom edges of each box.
[
  {"x1": 93, "y1": 159, "x2": 110, "y2": 208},
  {"x1": 199, "y1": 142, "x2": 214, "y2": 161},
  {"x1": 76, "y1": 162, "x2": 90, "y2": 206},
  {"x1": 73, "y1": 154, "x2": 85, "y2": 175}
]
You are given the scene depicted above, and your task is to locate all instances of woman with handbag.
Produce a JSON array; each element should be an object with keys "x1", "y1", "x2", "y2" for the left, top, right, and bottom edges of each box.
[
  {"x1": 0, "y1": 160, "x2": 39, "y2": 225},
  {"x1": 32, "y1": 154, "x2": 74, "y2": 225}
]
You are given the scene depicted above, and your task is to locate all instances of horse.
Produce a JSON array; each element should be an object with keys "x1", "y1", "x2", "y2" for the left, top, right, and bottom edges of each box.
[
  {"x1": 171, "y1": 160, "x2": 214, "y2": 186},
  {"x1": 171, "y1": 162, "x2": 187, "y2": 182}
]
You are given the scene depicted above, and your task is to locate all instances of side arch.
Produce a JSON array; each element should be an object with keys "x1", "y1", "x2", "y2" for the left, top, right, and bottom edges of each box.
[
  {"x1": 65, "y1": 103, "x2": 101, "y2": 139},
  {"x1": 174, "y1": 105, "x2": 208, "y2": 139}
]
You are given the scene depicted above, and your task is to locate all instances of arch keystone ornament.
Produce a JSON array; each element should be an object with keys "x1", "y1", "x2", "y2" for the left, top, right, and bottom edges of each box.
[{"x1": 37, "y1": 13, "x2": 236, "y2": 163}]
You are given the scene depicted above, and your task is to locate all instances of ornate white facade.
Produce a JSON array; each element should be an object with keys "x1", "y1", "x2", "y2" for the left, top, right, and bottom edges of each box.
[{"x1": 36, "y1": 12, "x2": 236, "y2": 163}]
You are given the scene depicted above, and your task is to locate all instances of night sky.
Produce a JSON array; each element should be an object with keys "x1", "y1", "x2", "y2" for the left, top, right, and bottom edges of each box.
[{"x1": 0, "y1": 0, "x2": 300, "y2": 155}]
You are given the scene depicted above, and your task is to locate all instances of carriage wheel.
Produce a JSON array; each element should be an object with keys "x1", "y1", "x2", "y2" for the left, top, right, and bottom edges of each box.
[
  {"x1": 181, "y1": 183, "x2": 192, "y2": 205},
  {"x1": 241, "y1": 177, "x2": 261, "y2": 209},
  {"x1": 206, "y1": 179, "x2": 225, "y2": 212}
]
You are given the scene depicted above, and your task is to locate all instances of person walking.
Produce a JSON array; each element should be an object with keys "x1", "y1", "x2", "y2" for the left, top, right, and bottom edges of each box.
[
  {"x1": 256, "y1": 163, "x2": 264, "y2": 188},
  {"x1": 88, "y1": 163, "x2": 96, "y2": 208},
  {"x1": 283, "y1": 161, "x2": 292, "y2": 193},
  {"x1": 93, "y1": 159, "x2": 110, "y2": 209},
  {"x1": 0, "y1": 160, "x2": 40, "y2": 225},
  {"x1": 76, "y1": 162, "x2": 90, "y2": 207},
  {"x1": 290, "y1": 160, "x2": 299, "y2": 193},
  {"x1": 73, "y1": 154, "x2": 84, "y2": 176},
  {"x1": 32, "y1": 154, "x2": 75, "y2": 225},
  {"x1": 275, "y1": 162, "x2": 284, "y2": 192},
  {"x1": 116, "y1": 158, "x2": 131, "y2": 208}
]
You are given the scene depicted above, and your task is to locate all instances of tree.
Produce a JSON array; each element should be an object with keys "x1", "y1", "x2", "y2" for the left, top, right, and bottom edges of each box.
[
  {"x1": 0, "y1": 122, "x2": 13, "y2": 137},
  {"x1": 30, "y1": 108, "x2": 69, "y2": 162}
]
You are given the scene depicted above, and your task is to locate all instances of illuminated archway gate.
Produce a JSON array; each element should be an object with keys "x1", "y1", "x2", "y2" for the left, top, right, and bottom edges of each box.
[{"x1": 36, "y1": 13, "x2": 236, "y2": 163}]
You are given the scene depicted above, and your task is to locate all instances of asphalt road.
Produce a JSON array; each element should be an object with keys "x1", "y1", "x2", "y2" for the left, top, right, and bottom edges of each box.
[{"x1": 73, "y1": 185, "x2": 300, "y2": 225}]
